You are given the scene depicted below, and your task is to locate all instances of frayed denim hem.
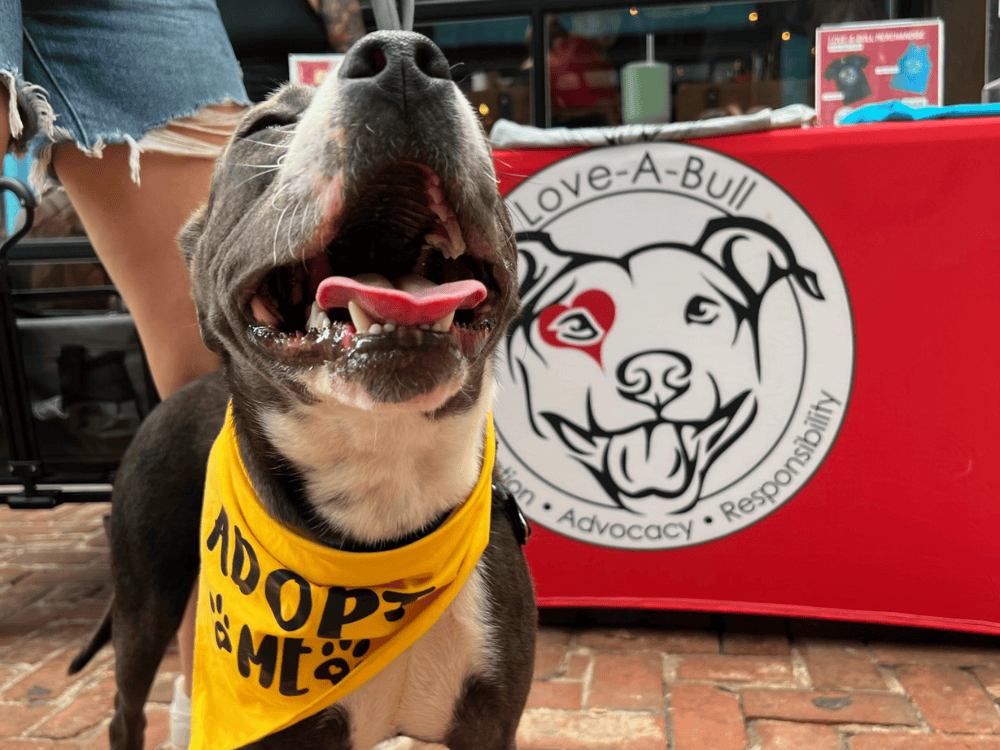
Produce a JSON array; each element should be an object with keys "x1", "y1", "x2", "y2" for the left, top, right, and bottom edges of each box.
[
  {"x1": 3, "y1": 67, "x2": 246, "y2": 193},
  {"x1": 2, "y1": 67, "x2": 60, "y2": 159},
  {"x1": 29, "y1": 99, "x2": 246, "y2": 191}
]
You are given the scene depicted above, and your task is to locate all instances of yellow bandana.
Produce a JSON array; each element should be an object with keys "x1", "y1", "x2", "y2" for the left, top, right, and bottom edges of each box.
[{"x1": 191, "y1": 406, "x2": 494, "y2": 750}]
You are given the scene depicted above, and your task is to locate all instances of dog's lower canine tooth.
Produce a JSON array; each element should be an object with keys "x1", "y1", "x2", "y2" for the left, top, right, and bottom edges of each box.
[
  {"x1": 307, "y1": 301, "x2": 331, "y2": 331},
  {"x1": 347, "y1": 300, "x2": 373, "y2": 333},
  {"x1": 432, "y1": 310, "x2": 455, "y2": 332}
]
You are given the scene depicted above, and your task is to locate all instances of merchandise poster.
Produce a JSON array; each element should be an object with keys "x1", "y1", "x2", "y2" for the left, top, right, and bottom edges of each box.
[
  {"x1": 815, "y1": 19, "x2": 943, "y2": 125},
  {"x1": 289, "y1": 54, "x2": 346, "y2": 87}
]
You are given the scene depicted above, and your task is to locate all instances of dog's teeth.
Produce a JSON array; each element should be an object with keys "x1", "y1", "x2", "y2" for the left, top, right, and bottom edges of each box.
[
  {"x1": 425, "y1": 233, "x2": 448, "y2": 253},
  {"x1": 426, "y1": 189, "x2": 465, "y2": 259},
  {"x1": 424, "y1": 231, "x2": 464, "y2": 260},
  {"x1": 444, "y1": 219, "x2": 465, "y2": 259},
  {"x1": 431, "y1": 310, "x2": 455, "y2": 332},
  {"x1": 307, "y1": 301, "x2": 331, "y2": 331},
  {"x1": 383, "y1": 322, "x2": 397, "y2": 333},
  {"x1": 347, "y1": 300, "x2": 373, "y2": 333},
  {"x1": 427, "y1": 184, "x2": 445, "y2": 206},
  {"x1": 368, "y1": 323, "x2": 383, "y2": 335}
]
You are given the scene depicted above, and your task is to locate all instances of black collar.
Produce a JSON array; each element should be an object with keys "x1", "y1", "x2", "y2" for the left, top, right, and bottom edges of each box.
[
  {"x1": 334, "y1": 507, "x2": 453, "y2": 553},
  {"x1": 332, "y1": 483, "x2": 530, "y2": 553}
]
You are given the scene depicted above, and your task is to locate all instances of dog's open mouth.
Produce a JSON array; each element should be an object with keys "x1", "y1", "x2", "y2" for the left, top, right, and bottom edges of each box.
[{"x1": 243, "y1": 162, "x2": 501, "y2": 371}]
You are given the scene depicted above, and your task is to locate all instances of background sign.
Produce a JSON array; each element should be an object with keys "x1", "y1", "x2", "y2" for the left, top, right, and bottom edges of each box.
[
  {"x1": 289, "y1": 54, "x2": 345, "y2": 87},
  {"x1": 496, "y1": 143, "x2": 854, "y2": 551},
  {"x1": 493, "y1": 116, "x2": 1000, "y2": 635},
  {"x1": 815, "y1": 19, "x2": 943, "y2": 126}
]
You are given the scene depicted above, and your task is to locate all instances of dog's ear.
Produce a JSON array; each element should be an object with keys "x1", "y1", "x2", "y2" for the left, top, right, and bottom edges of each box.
[
  {"x1": 694, "y1": 217, "x2": 823, "y2": 302},
  {"x1": 175, "y1": 204, "x2": 227, "y2": 354}
]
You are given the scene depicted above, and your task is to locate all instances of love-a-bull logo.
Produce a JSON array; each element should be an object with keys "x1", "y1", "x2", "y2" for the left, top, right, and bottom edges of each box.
[{"x1": 495, "y1": 143, "x2": 855, "y2": 550}]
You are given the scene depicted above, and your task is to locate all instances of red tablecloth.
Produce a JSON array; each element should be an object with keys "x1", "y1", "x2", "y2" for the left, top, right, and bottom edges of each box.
[{"x1": 492, "y1": 118, "x2": 1000, "y2": 635}]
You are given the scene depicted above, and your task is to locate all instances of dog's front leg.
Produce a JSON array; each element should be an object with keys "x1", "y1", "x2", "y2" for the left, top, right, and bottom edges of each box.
[
  {"x1": 239, "y1": 704, "x2": 353, "y2": 749},
  {"x1": 440, "y1": 524, "x2": 536, "y2": 750},
  {"x1": 441, "y1": 680, "x2": 522, "y2": 750}
]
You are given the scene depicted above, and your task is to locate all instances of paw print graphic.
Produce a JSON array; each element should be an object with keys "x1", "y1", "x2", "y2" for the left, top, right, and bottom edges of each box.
[
  {"x1": 314, "y1": 639, "x2": 371, "y2": 686},
  {"x1": 208, "y1": 591, "x2": 233, "y2": 653}
]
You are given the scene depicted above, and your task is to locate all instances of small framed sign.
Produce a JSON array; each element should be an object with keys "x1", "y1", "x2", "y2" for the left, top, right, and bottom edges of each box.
[
  {"x1": 289, "y1": 53, "x2": 346, "y2": 87},
  {"x1": 815, "y1": 18, "x2": 944, "y2": 126}
]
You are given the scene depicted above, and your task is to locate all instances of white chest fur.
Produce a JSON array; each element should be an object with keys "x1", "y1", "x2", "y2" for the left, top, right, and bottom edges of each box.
[
  {"x1": 259, "y1": 388, "x2": 498, "y2": 747},
  {"x1": 261, "y1": 386, "x2": 492, "y2": 545},
  {"x1": 337, "y1": 564, "x2": 496, "y2": 748}
]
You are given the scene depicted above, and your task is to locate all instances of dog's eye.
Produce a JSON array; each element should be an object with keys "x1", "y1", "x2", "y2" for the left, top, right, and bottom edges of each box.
[
  {"x1": 546, "y1": 309, "x2": 603, "y2": 345},
  {"x1": 685, "y1": 296, "x2": 720, "y2": 325}
]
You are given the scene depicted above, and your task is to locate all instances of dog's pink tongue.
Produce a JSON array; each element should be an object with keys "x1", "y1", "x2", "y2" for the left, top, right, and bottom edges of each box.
[{"x1": 316, "y1": 276, "x2": 487, "y2": 326}]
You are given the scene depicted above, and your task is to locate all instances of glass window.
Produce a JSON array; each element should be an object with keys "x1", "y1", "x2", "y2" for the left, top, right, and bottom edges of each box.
[
  {"x1": 415, "y1": 16, "x2": 534, "y2": 129},
  {"x1": 408, "y1": 0, "x2": 986, "y2": 126},
  {"x1": 542, "y1": 0, "x2": 904, "y2": 126},
  {"x1": 412, "y1": 0, "x2": 972, "y2": 128}
]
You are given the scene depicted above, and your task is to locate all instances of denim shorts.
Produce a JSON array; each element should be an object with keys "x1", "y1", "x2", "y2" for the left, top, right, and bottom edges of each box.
[{"x1": 1, "y1": 0, "x2": 249, "y2": 187}]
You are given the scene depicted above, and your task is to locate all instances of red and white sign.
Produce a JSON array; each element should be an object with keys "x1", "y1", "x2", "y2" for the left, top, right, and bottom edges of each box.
[
  {"x1": 494, "y1": 115, "x2": 1000, "y2": 635},
  {"x1": 289, "y1": 54, "x2": 345, "y2": 87},
  {"x1": 815, "y1": 19, "x2": 943, "y2": 126},
  {"x1": 496, "y1": 143, "x2": 853, "y2": 550}
]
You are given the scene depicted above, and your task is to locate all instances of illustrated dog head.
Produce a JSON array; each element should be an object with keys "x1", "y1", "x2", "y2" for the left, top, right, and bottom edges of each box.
[{"x1": 506, "y1": 217, "x2": 823, "y2": 515}]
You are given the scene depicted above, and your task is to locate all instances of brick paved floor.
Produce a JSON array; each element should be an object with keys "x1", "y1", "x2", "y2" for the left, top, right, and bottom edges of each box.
[{"x1": 2, "y1": 501, "x2": 999, "y2": 750}]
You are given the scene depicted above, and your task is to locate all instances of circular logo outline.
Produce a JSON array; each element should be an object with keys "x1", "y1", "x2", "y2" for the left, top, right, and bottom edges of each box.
[{"x1": 495, "y1": 141, "x2": 856, "y2": 551}]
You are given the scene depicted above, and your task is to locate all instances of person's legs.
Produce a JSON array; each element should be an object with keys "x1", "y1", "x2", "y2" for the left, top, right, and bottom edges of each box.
[
  {"x1": 51, "y1": 108, "x2": 244, "y2": 740},
  {"x1": 9, "y1": 3, "x2": 246, "y2": 746},
  {"x1": 51, "y1": 136, "x2": 229, "y2": 398}
]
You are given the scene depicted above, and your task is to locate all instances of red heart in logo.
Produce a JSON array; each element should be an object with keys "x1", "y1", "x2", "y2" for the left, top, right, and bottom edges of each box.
[{"x1": 538, "y1": 289, "x2": 616, "y2": 367}]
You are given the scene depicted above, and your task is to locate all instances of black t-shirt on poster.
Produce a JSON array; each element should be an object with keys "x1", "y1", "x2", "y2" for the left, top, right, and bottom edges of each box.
[{"x1": 823, "y1": 55, "x2": 873, "y2": 106}]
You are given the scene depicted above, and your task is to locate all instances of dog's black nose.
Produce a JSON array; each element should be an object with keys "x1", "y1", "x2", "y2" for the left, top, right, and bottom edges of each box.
[{"x1": 340, "y1": 31, "x2": 452, "y2": 95}]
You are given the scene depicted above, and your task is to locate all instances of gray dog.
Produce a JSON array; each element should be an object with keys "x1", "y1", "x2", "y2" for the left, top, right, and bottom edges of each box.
[{"x1": 70, "y1": 31, "x2": 535, "y2": 750}]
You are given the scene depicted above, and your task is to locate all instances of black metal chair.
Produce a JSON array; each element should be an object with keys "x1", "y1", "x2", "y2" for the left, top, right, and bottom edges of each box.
[{"x1": 1, "y1": 176, "x2": 156, "y2": 508}]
